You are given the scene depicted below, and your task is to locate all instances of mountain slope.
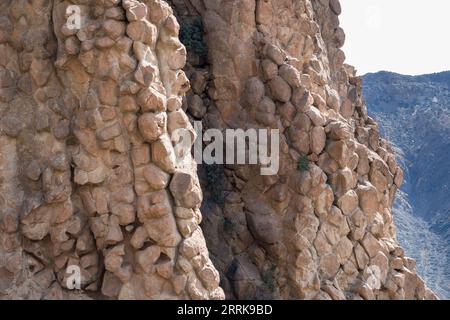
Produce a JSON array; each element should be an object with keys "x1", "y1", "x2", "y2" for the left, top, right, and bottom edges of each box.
[{"x1": 363, "y1": 71, "x2": 450, "y2": 299}]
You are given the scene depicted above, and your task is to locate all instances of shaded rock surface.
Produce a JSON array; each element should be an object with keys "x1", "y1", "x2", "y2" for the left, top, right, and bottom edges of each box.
[
  {"x1": 0, "y1": 0, "x2": 222, "y2": 300},
  {"x1": 169, "y1": 0, "x2": 436, "y2": 300}
]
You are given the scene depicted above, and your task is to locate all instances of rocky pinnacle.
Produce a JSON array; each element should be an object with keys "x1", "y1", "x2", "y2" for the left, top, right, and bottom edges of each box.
[{"x1": 0, "y1": 0, "x2": 437, "y2": 300}]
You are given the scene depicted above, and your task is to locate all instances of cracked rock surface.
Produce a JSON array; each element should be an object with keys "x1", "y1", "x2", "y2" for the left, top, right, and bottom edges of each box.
[{"x1": 0, "y1": 0, "x2": 437, "y2": 300}]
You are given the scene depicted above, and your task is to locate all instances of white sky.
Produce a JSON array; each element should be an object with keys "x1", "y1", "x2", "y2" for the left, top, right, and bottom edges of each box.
[{"x1": 340, "y1": 0, "x2": 450, "y2": 76}]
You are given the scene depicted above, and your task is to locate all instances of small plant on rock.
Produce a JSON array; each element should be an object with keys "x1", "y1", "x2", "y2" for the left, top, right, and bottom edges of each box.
[
  {"x1": 298, "y1": 154, "x2": 310, "y2": 172},
  {"x1": 179, "y1": 17, "x2": 208, "y2": 61},
  {"x1": 262, "y1": 265, "x2": 278, "y2": 293}
]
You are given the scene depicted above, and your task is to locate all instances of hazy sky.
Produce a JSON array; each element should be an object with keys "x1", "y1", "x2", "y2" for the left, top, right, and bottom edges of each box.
[{"x1": 340, "y1": 0, "x2": 450, "y2": 76}]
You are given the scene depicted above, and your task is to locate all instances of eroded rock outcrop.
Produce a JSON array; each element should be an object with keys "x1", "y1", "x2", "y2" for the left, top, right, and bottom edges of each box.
[
  {"x1": 170, "y1": 0, "x2": 437, "y2": 300},
  {"x1": 0, "y1": 0, "x2": 437, "y2": 300}
]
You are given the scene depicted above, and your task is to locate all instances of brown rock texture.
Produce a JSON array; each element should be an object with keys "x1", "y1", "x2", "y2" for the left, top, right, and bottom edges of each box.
[
  {"x1": 169, "y1": 0, "x2": 437, "y2": 300},
  {"x1": 0, "y1": 0, "x2": 222, "y2": 300},
  {"x1": 0, "y1": 0, "x2": 437, "y2": 300}
]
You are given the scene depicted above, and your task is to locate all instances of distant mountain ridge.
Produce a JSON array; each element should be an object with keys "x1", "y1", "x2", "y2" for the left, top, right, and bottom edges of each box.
[{"x1": 363, "y1": 71, "x2": 450, "y2": 299}]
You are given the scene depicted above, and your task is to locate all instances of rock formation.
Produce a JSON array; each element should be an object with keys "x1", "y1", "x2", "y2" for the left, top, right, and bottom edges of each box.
[
  {"x1": 0, "y1": 0, "x2": 437, "y2": 300},
  {"x1": 0, "y1": 0, "x2": 223, "y2": 300}
]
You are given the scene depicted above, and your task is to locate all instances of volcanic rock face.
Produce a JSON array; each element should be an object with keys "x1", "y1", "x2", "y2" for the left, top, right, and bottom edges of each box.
[{"x1": 0, "y1": 0, "x2": 436, "y2": 300}]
